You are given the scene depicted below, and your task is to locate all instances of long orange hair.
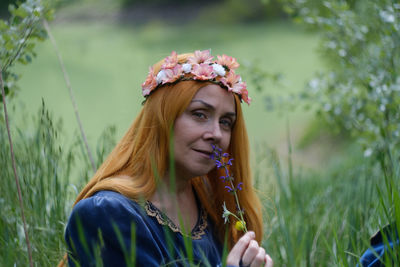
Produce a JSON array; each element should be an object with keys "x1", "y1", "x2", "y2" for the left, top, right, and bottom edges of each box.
[{"x1": 59, "y1": 54, "x2": 263, "y2": 266}]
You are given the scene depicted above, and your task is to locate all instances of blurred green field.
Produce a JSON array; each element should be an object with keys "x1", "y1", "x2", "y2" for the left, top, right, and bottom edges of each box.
[
  {"x1": 0, "y1": 0, "x2": 400, "y2": 266},
  {"x1": 14, "y1": 20, "x2": 322, "y2": 153},
  {"x1": 3, "y1": 1, "x2": 400, "y2": 266}
]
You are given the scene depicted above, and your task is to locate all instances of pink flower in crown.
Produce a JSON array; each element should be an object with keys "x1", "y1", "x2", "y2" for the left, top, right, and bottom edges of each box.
[
  {"x1": 142, "y1": 67, "x2": 158, "y2": 96},
  {"x1": 231, "y1": 80, "x2": 246, "y2": 94},
  {"x1": 240, "y1": 86, "x2": 251, "y2": 105},
  {"x1": 220, "y1": 70, "x2": 241, "y2": 91},
  {"x1": 191, "y1": 63, "x2": 216, "y2": 80},
  {"x1": 216, "y1": 54, "x2": 240, "y2": 70},
  {"x1": 187, "y1": 50, "x2": 214, "y2": 65},
  {"x1": 162, "y1": 51, "x2": 179, "y2": 69},
  {"x1": 232, "y1": 81, "x2": 251, "y2": 105},
  {"x1": 163, "y1": 64, "x2": 183, "y2": 83}
]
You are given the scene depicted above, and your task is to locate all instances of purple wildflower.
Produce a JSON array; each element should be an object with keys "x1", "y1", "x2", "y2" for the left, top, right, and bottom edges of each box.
[
  {"x1": 225, "y1": 185, "x2": 234, "y2": 193},
  {"x1": 215, "y1": 160, "x2": 223, "y2": 169},
  {"x1": 236, "y1": 182, "x2": 243, "y2": 191},
  {"x1": 211, "y1": 144, "x2": 247, "y2": 232}
]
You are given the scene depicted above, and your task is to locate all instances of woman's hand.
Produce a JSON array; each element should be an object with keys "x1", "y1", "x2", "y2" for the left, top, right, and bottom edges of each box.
[{"x1": 226, "y1": 231, "x2": 273, "y2": 267}]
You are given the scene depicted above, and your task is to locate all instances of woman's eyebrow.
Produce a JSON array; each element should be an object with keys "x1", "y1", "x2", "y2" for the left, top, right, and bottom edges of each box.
[
  {"x1": 191, "y1": 99, "x2": 214, "y2": 109},
  {"x1": 191, "y1": 99, "x2": 237, "y2": 117},
  {"x1": 225, "y1": 112, "x2": 237, "y2": 119}
]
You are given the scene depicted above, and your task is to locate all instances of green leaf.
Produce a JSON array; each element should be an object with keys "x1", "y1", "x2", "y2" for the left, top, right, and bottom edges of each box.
[
  {"x1": 0, "y1": 20, "x2": 8, "y2": 31},
  {"x1": 25, "y1": 54, "x2": 32, "y2": 63},
  {"x1": 2, "y1": 33, "x2": 11, "y2": 42},
  {"x1": 18, "y1": 57, "x2": 28, "y2": 65},
  {"x1": 45, "y1": 9, "x2": 55, "y2": 21},
  {"x1": 0, "y1": 85, "x2": 10, "y2": 103},
  {"x1": 25, "y1": 43, "x2": 35, "y2": 50},
  {"x1": 14, "y1": 6, "x2": 29, "y2": 19},
  {"x1": 5, "y1": 42, "x2": 14, "y2": 51}
]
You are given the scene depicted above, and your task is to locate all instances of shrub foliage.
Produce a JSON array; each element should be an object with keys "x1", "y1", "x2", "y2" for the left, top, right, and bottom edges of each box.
[{"x1": 281, "y1": 0, "x2": 400, "y2": 163}]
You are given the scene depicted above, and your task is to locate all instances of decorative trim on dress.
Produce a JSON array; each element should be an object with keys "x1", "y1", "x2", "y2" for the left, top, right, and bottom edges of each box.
[{"x1": 145, "y1": 201, "x2": 208, "y2": 240}]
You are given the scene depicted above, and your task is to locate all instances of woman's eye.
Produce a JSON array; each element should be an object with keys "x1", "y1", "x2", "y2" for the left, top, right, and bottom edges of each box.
[
  {"x1": 192, "y1": 111, "x2": 207, "y2": 119},
  {"x1": 220, "y1": 118, "x2": 232, "y2": 128}
]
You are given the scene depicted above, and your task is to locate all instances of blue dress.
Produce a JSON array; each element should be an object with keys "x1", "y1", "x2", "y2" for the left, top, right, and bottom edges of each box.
[
  {"x1": 358, "y1": 223, "x2": 399, "y2": 267},
  {"x1": 65, "y1": 190, "x2": 223, "y2": 267}
]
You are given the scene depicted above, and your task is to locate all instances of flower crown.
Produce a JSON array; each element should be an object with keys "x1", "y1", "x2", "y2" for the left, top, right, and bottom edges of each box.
[{"x1": 141, "y1": 50, "x2": 251, "y2": 105}]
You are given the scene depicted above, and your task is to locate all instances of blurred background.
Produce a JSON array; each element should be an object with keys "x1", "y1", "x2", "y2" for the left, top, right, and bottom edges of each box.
[
  {"x1": 2, "y1": 0, "x2": 399, "y2": 266},
  {"x1": 5, "y1": 0, "x2": 325, "y2": 167}
]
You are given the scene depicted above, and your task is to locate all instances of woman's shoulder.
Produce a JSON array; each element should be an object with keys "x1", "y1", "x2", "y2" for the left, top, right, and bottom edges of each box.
[
  {"x1": 65, "y1": 192, "x2": 165, "y2": 266},
  {"x1": 75, "y1": 190, "x2": 139, "y2": 208},
  {"x1": 69, "y1": 190, "x2": 146, "y2": 225},
  {"x1": 65, "y1": 191, "x2": 152, "y2": 248}
]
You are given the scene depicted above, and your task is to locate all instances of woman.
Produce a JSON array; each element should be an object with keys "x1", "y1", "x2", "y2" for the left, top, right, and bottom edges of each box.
[{"x1": 63, "y1": 50, "x2": 273, "y2": 267}]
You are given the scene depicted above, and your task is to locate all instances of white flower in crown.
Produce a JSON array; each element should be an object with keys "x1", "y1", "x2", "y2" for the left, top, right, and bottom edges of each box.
[
  {"x1": 212, "y1": 63, "x2": 226, "y2": 77},
  {"x1": 182, "y1": 63, "x2": 192, "y2": 73},
  {"x1": 156, "y1": 70, "x2": 167, "y2": 84}
]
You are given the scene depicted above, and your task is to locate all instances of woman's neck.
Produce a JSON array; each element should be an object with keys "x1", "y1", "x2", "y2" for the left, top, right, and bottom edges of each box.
[{"x1": 149, "y1": 174, "x2": 199, "y2": 232}]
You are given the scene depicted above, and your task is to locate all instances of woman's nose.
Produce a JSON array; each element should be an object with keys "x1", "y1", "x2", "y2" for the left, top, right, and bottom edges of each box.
[{"x1": 204, "y1": 121, "x2": 223, "y2": 142}]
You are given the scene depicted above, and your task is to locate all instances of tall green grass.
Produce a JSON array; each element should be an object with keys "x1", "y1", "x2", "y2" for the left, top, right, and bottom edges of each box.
[
  {"x1": 0, "y1": 102, "x2": 116, "y2": 266},
  {"x1": 1, "y1": 103, "x2": 399, "y2": 266},
  {"x1": 258, "y1": 140, "x2": 400, "y2": 266}
]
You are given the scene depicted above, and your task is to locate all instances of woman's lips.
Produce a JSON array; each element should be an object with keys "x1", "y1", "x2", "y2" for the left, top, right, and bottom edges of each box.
[{"x1": 193, "y1": 149, "x2": 212, "y2": 158}]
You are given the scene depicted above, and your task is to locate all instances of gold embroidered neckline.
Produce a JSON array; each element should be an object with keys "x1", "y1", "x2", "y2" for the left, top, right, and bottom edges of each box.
[{"x1": 144, "y1": 201, "x2": 208, "y2": 240}]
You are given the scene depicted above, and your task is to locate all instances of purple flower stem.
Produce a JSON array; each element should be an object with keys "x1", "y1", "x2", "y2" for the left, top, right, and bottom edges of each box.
[
  {"x1": 211, "y1": 144, "x2": 247, "y2": 232},
  {"x1": 222, "y1": 164, "x2": 247, "y2": 232}
]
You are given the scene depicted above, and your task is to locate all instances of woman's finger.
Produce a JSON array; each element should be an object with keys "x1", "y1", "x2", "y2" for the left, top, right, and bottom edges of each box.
[
  {"x1": 249, "y1": 247, "x2": 265, "y2": 267},
  {"x1": 226, "y1": 231, "x2": 256, "y2": 265},
  {"x1": 264, "y1": 254, "x2": 273, "y2": 267},
  {"x1": 240, "y1": 240, "x2": 259, "y2": 266}
]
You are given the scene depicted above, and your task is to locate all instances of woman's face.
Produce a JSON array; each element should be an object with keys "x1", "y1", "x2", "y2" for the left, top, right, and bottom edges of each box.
[{"x1": 173, "y1": 84, "x2": 236, "y2": 180}]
